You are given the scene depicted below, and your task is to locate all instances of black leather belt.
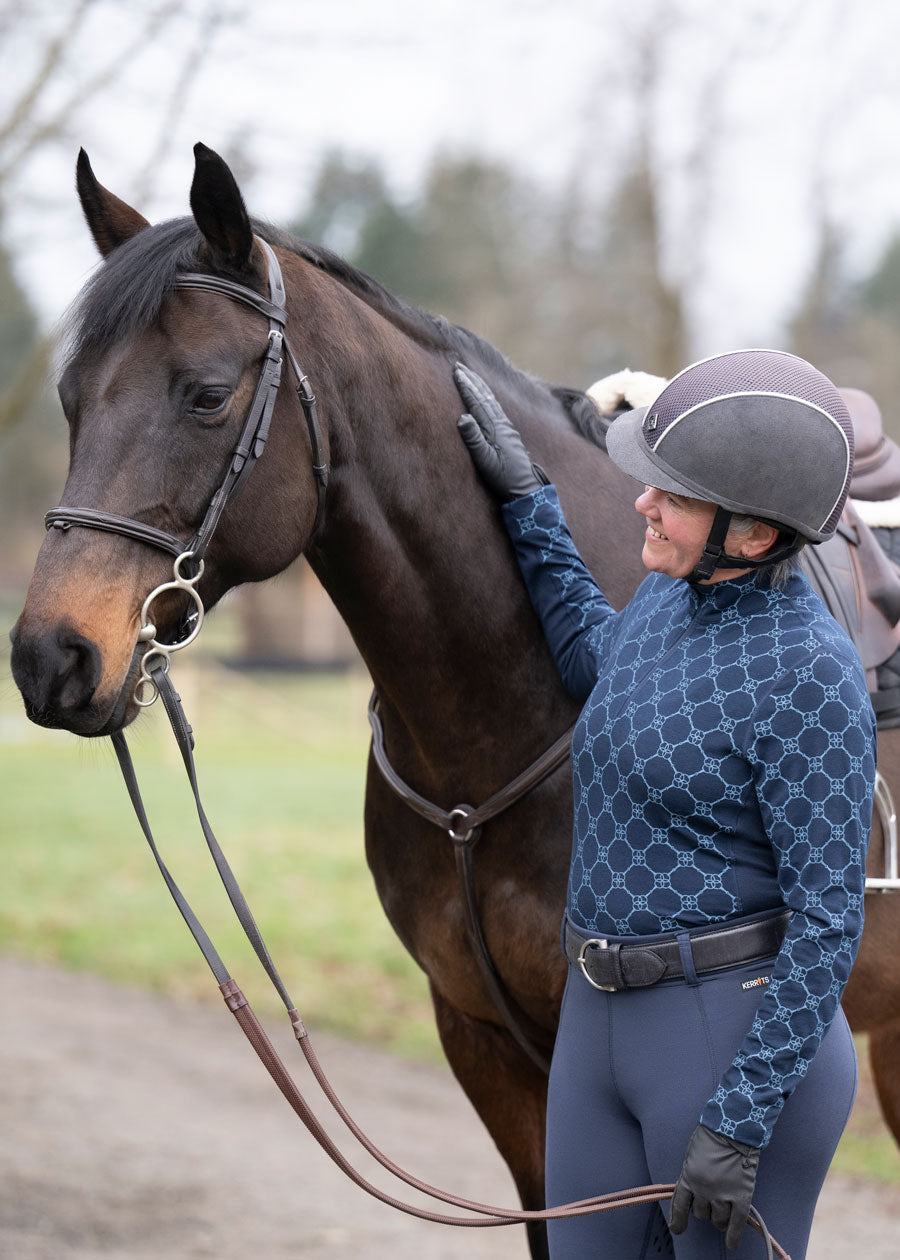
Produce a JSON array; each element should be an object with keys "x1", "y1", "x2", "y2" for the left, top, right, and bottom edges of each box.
[{"x1": 564, "y1": 911, "x2": 791, "y2": 992}]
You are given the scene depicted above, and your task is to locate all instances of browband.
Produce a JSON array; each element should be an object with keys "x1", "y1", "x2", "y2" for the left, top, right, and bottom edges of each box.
[{"x1": 45, "y1": 239, "x2": 328, "y2": 562}]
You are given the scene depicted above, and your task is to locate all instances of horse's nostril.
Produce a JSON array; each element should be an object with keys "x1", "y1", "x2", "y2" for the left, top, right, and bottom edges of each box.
[{"x1": 55, "y1": 628, "x2": 102, "y2": 710}]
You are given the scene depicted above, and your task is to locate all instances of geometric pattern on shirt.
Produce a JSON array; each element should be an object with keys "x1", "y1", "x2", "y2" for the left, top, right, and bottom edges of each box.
[{"x1": 504, "y1": 485, "x2": 876, "y2": 1146}]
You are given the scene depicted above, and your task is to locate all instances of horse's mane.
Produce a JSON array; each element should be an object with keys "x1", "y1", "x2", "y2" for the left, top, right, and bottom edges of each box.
[{"x1": 62, "y1": 216, "x2": 610, "y2": 445}]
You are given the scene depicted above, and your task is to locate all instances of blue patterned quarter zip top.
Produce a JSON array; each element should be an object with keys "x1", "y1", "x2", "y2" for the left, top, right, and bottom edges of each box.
[{"x1": 503, "y1": 485, "x2": 876, "y2": 1148}]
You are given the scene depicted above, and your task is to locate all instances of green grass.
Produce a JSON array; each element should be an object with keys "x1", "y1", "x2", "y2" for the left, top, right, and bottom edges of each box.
[
  {"x1": 3, "y1": 645, "x2": 900, "y2": 1182},
  {"x1": 1, "y1": 660, "x2": 442, "y2": 1060},
  {"x1": 831, "y1": 1126, "x2": 900, "y2": 1182}
]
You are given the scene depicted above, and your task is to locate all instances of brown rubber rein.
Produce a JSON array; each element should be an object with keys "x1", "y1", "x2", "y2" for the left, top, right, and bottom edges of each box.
[{"x1": 42, "y1": 243, "x2": 788, "y2": 1259}]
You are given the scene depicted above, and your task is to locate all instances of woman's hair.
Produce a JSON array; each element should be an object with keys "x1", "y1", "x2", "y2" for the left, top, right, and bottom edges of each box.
[{"x1": 729, "y1": 513, "x2": 806, "y2": 588}]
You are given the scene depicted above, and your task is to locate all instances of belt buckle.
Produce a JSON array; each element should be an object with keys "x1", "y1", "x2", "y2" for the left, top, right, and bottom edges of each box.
[{"x1": 576, "y1": 938, "x2": 617, "y2": 991}]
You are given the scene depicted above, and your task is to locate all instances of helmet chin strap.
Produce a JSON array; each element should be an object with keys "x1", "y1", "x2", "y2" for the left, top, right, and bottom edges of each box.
[{"x1": 691, "y1": 506, "x2": 802, "y2": 583}]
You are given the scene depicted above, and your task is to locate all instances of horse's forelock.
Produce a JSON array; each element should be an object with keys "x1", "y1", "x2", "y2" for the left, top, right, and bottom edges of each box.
[{"x1": 61, "y1": 218, "x2": 205, "y2": 370}]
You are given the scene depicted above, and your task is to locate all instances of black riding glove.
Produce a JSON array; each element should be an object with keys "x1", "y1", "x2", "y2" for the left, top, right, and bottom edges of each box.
[
  {"x1": 669, "y1": 1123, "x2": 761, "y2": 1251},
  {"x1": 454, "y1": 363, "x2": 547, "y2": 501}
]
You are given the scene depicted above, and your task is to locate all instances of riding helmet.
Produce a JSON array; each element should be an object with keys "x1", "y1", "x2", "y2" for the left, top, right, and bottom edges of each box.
[{"x1": 605, "y1": 349, "x2": 854, "y2": 546}]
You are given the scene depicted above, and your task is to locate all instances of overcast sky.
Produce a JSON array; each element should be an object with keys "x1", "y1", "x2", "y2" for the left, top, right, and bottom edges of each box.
[{"x1": 7, "y1": 0, "x2": 900, "y2": 360}]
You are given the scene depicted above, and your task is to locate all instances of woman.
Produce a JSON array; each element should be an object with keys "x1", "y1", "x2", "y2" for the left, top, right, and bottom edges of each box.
[{"x1": 454, "y1": 349, "x2": 876, "y2": 1260}]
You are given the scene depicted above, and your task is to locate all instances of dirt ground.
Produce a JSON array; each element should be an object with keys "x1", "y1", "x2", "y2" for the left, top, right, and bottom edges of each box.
[{"x1": 2, "y1": 957, "x2": 898, "y2": 1260}]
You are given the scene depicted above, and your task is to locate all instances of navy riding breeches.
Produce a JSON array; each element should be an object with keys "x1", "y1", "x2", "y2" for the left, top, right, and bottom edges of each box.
[{"x1": 545, "y1": 937, "x2": 858, "y2": 1259}]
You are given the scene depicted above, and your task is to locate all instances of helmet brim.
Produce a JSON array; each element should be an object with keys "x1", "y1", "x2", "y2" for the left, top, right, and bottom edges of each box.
[{"x1": 606, "y1": 407, "x2": 712, "y2": 501}]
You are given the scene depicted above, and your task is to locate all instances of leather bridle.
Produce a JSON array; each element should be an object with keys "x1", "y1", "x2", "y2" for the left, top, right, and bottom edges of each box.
[
  {"x1": 46, "y1": 239, "x2": 328, "y2": 706},
  {"x1": 38, "y1": 241, "x2": 788, "y2": 1257}
]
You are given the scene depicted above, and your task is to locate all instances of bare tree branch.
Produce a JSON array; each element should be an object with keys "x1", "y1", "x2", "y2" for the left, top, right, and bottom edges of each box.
[
  {"x1": 129, "y1": 3, "x2": 239, "y2": 207},
  {"x1": 0, "y1": 0, "x2": 96, "y2": 153},
  {"x1": 0, "y1": 1, "x2": 247, "y2": 436},
  {"x1": 0, "y1": 1, "x2": 183, "y2": 185}
]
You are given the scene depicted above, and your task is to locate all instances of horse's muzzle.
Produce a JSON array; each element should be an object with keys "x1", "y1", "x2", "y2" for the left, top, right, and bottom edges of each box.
[{"x1": 9, "y1": 618, "x2": 134, "y2": 736}]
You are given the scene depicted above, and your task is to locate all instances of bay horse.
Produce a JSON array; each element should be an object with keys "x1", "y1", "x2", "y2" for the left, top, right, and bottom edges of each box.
[{"x1": 9, "y1": 144, "x2": 900, "y2": 1259}]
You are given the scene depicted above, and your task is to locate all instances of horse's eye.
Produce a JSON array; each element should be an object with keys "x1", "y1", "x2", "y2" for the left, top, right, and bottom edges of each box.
[{"x1": 191, "y1": 388, "x2": 230, "y2": 415}]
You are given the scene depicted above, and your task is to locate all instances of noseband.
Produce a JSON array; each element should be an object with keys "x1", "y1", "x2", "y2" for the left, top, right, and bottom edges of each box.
[{"x1": 45, "y1": 239, "x2": 328, "y2": 704}]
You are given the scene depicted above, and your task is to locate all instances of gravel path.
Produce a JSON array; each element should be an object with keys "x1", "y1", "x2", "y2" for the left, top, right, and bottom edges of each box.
[{"x1": 2, "y1": 957, "x2": 898, "y2": 1259}]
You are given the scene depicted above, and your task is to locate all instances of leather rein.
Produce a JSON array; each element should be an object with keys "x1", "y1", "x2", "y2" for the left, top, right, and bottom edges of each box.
[
  {"x1": 41, "y1": 241, "x2": 788, "y2": 1257},
  {"x1": 368, "y1": 692, "x2": 571, "y2": 1074}
]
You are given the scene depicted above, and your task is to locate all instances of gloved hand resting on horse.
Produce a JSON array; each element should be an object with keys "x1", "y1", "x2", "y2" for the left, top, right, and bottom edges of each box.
[{"x1": 454, "y1": 364, "x2": 548, "y2": 501}]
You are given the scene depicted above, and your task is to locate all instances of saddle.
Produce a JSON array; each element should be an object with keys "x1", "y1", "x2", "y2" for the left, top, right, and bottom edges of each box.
[
  {"x1": 842, "y1": 387, "x2": 900, "y2": 502},
  {"x1": 800, "y1": 388, "x2": 900, "y2": 727},
  {"x1": 801, "y1": 504, "x2": 900, "y2": 726}
]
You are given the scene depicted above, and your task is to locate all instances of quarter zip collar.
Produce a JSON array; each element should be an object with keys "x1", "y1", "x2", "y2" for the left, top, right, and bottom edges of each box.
[{"x1": 685, "y1": 569, "x2": 766, "y2": 614}]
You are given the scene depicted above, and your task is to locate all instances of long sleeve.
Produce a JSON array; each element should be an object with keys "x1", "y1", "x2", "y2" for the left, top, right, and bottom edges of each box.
[
  {"x1": 502, "y1": 485, "x2": 621, "y2": 701},
  {"x1": 700, "y1": 648, "x2": 876, "y2": 1147}
]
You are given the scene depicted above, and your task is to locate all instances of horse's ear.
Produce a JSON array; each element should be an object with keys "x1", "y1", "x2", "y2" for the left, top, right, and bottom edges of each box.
[
  {"x1": 189, "y1": 142, "x2": 254, "y2": 272},
  {"x1": 76, "y1": 149, "x2": 150, "y2": 257}
]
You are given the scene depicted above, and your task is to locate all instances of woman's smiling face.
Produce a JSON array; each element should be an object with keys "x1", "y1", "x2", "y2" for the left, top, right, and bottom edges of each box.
[
  {"x1": 635, "y1": 486, "x2": 717, "y2": 579},
  {"x1": 634, "y1": 487, "x2": 780, "y2": 582}
]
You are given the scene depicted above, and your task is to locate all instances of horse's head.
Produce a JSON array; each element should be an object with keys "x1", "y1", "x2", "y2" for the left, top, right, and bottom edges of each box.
[{"x1": 10, "y1": 144, "x2": 327, "y2": 735}]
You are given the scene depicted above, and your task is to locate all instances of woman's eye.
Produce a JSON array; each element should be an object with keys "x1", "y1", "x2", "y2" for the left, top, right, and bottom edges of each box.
[{"x1": 191, "y1": 388, "x2": 230, "y2": 415}]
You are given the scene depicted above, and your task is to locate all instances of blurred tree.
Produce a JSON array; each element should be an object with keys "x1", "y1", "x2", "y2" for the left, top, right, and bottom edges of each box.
[
  {"x1": 285, "y1": 4, "x2": 712, "y2": 390},
  {"x1": 0, "y1": 0, "x2": 240, "y2": 436},
  {"x1": 0, "y1": 231, "x2": 65, "y2": 572},
  {"x1": 788, "y1": 220, "x2": 858, "y2": 374},
  {"x1": 414, "y1": 154, "x2": 565, "y2": 376},
  {"x1": 856, "y1": 233, "x2": 900, "y2": 441},
  {"x1": 355, "y1": 199, "x2": 431, "y2": 308},
  {"x1": 0, "y1": 223, "x2": 38, "y2": 383},
  {"x1": 417, "y1": 156, "x2": 532, "y2": 308},
  {"x1": 291, "y1": 151, "x2": 549, "y2": 371},
  {"x1": 581, "y1": 159, "x2": 687, "y2": 379},
  {"x1": 862, "y1": 235, "x2": 900, "y2": 329},
  {"x1": 290, "y1": 139, "x2": 689, "y2": 391},
  {"x1": 295, "y1": 151, "x2": 393, "y2": 253},
  {"x1": 294, "y1": 150, "x2": 432, "y2": 306},
  {"x1": 787, "y1": 220, "x2": 900, "y2": 444}
]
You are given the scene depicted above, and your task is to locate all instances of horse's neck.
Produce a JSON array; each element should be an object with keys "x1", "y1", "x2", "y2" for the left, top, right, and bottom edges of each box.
[
  {"x1": 286, "y1": 267, "x2": 646, "y2": 792},
  {"x1": 306, "y1": 343, "x2": 576, "y2": 790}
]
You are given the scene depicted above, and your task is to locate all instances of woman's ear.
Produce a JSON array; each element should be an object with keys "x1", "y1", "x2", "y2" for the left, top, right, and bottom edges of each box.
[{"x1": 733, "y1": 520, "x2": 780, "y2": 560}]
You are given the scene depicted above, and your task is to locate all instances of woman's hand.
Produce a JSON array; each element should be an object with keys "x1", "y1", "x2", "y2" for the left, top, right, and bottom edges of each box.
[
  {"x1": 669, "y1": 1123, "x2": 760, "y2": 1251},
  {"x1": 454, "y1": 363, "x2": 547, "y2": 501}
]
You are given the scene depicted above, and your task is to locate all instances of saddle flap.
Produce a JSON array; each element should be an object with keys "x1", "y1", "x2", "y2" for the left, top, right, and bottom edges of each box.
[{"x1": 803, "y1": 502, "x2": 900, "y2": 674}]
